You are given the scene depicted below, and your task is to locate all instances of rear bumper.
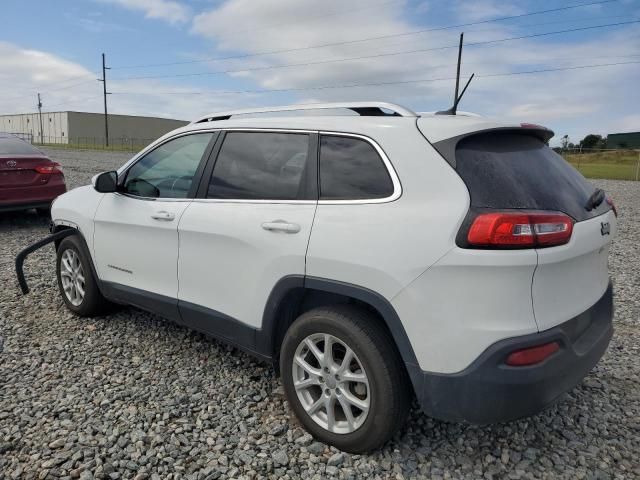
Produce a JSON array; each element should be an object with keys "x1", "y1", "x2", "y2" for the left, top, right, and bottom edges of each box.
[
  {"x1": 415, "y1": 280, "x2": 613, "y2": 424},
  {"x1": 0, "y1": 183, "x2": 66, "y2": 212},
  {"x1": 0, "y1": 201, "x2": 54, "y2": 212}
]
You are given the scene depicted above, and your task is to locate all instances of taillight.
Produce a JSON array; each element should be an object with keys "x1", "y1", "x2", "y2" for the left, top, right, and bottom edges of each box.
[
  {"x1": 466, "y1": 211, "x2": 573, "y2": 248},
  {"x1": 34, "y1": 162, "x2": 62, "y2": 174},
  {"x1": 606, "y1": 196, "x2": 617, "y2": 217},
  {"x1": 505, "y1": 341, "x2": 560, "y2": 366}
]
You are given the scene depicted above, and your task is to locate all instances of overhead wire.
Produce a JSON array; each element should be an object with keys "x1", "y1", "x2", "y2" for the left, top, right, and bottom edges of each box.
[
  {"x1": 110, "y1": 0, "x2": 622, "y2": 69},
  {"x1": 110, "y1": 61, "x2": 640, "y2": 96},
  {"x1": 110, "y1": 21, "x2": 640, "y2": 82}
]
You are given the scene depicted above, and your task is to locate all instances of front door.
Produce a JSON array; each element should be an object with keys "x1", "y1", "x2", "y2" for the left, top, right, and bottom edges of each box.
[
  {"x1": 178, "y1": 130, "x2": 318, "y2": 342},
  {"x1": 93, "y1": 132, "x2": 216, "y2": 312}
]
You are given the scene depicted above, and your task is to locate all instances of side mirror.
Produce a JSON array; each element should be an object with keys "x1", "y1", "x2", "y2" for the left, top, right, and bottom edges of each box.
[{"x1": 94, "y1": 171, "x2": 118, "y2": 193}]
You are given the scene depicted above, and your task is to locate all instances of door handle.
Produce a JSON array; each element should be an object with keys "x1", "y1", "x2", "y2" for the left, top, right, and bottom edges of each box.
[
  {"x1": 151, "y1": 211, "x2": 175, "y2": 221},
  {"x1": 261, "y1": 220, "x2": 301, "y2": 233}
]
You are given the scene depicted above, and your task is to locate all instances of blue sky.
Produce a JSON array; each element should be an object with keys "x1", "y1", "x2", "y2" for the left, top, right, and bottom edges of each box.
[{"x1": 1, "y1": 0, "x2": 639, "y2": 145}]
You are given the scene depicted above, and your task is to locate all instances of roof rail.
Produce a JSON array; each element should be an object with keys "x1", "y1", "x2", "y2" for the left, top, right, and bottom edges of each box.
[
  {"x1": 190, "y1": 102, "x2": 417, "y2": 124},
  {"x1": 417, "y1": 111, "x2": 482, "y2": 118}
]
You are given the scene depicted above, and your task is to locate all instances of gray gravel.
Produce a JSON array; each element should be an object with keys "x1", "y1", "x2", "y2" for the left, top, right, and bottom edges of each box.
[{"x1": 1, "y1": 148, "x2": 639, "y2": 479}]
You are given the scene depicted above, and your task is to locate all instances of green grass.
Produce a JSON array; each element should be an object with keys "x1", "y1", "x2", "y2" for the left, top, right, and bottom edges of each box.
[{"x1": 563, "y1": 150, "x2": 639, "y2": 181}]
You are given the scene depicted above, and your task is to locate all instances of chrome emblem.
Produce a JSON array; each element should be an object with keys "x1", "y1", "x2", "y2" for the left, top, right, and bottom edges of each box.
[
  {"x1": 6, "y1": 160, "x2": 17, "y2": 167},
  {"x1": 600, "y1": 222, "x2": 610, "y2": 236}
]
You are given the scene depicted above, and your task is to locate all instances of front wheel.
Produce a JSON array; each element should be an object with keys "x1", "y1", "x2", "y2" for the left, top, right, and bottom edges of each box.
[
  {"x1": 56, "y1": 235, "x2": 112, "y2": 316},
  {"x1": 280, "y1": 305, "x2": 411, "y2": 453}
]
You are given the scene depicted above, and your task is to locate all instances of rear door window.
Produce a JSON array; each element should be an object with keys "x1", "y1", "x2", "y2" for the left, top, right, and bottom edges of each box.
[
  {"x1": 319, "y1": 135, "x2": 394, "y2": 200},
  {"x1": 207, "y1": 132, "x2": 312, "y2": 200},
  {"x1": 454, "y1": 132, "x2": 605, "y2": 221}
]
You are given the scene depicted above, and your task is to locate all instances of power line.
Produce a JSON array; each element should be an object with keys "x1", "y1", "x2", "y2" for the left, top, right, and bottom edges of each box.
[
  {"x1": 11, "y1": 53, "x2": 638, "y2": 112},
  {"x1": 1, "y1": 0, "x2": 628, "y2": 105},
  {"x1": 12, "y1": 61, "x2": 638, "y2": 113},
  {"x1": 376, "y1": 13, "x2": 632, "y2": 51},
  {"x1": 111, "y1": 0, "x2": 621, "y2": 70},
  {"x1": 17, "y1": 94, "x2": 104, "y2": 112},
  {"x1": 109, "y1": 61, "x2": 640, "y2": 96},
  {"x1": 3, "y1": 78, "x2": 99, "y2": 102},
  {"x1": 33, "y1": 73, "x2": 96, "y2": 89},
  {"x1": 111, "y1": 21, "x2": 640, "y2": 82}
]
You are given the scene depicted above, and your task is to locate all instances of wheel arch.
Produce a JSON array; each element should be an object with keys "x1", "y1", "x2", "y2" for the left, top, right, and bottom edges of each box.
[
  {"x1": 52, "y1": 224, "x2": 104, "y2": 296},
  {"x1": 260, "y1": 276, "x2": 420, "y2": 389}
]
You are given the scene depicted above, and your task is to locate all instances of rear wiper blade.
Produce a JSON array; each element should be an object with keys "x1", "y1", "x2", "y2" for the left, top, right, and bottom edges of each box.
[{"x1": 585, "y1": 188, "x2": 605, "y2": 211}]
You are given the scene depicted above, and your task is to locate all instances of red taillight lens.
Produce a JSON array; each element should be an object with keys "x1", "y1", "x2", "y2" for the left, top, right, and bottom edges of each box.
[
  {"x1": 505, "y1": 341, "x2": 560, "y2": 366},
  {"x1": 467, "y1": 211, "x2": 573, "y2": 248},
  {"x1": 34, "y1": 162, "x2": 62, "y2": 174},
  {"x1": 606, "y1": 196, "x2": 617, "y2": 217}
]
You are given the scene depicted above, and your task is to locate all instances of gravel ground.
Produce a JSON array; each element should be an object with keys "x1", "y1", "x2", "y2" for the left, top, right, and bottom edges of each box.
[{"x1": 1, "y1": 148, "x2": 639, "y2": 480}]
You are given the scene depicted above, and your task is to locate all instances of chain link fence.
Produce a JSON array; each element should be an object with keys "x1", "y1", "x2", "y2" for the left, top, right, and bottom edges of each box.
[{"x1": 12, "y1": 133, "x2": 156, "y2": 153}]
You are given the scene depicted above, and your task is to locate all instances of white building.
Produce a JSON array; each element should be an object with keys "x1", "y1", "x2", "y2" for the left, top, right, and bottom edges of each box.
[{"x1": 0, "y1": 111, "x2": 188, "y2": 146}]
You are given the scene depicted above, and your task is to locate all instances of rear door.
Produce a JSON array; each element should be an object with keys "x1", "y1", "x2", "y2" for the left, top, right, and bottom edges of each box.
[
  {"x1": 177, "y1": 130, "x2": 317, "y2": 335},
  {"x1": 451, "y1": 131, "x2": 616, "y2": 331}
]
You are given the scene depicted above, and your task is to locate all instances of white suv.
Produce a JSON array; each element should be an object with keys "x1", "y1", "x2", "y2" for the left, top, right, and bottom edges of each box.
[{"x1": 28, "y1": 102, "x2": 617, "y2": 452}]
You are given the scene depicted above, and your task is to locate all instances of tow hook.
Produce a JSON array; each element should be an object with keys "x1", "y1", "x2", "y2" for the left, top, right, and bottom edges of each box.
[{"x1": 15, "y1": 229, "x2": 77, "y2": 294}]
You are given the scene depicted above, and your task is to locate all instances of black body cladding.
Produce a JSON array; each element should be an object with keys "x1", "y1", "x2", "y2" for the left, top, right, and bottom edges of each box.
[{"x1": 414, "y1": 282, "x2": 613, "y2": 424}]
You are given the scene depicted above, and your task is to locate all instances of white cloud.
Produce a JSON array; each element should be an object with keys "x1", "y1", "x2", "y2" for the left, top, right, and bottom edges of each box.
[
  {"x1": 99, "y1": 0, "x2": 190, "y2": 24},
  {"x1": 0, "y1": 41, "x2": 257, "y2": 123},
  {"x1": 452, "y1": 0, "x2": 523, "y2": 22},
  {"x1": 188, "y1": 0, "x2": 640, "y2": 142},
  {"x1": 3, "y1": 0, "x2": 638, "y2": 145},
  {"x1": 609, "y1": 114, "x2": 640, "y2": 134}
]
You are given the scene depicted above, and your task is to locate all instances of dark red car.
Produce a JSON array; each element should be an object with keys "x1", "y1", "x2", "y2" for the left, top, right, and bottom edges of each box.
[{"x1": 0, "y1": 133, "x2": 66, "y2": 214}]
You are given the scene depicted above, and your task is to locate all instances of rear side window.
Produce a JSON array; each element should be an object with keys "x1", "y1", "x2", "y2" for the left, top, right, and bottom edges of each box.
[
  {"x1": 0, "y1": 137, "x2": 42, "y2": 155},
  {"x1": 319, "y1": 135, "x2": 394, "y2": 200},
  {"x1": 455, "y1": 132, "x2": 600, "y2": 221},
  {"x1": 208, "y1": 132, "x2": 311, "y2": 200}
]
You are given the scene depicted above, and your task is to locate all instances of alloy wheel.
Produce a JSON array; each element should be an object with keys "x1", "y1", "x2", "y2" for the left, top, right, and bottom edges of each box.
[
  {"x1": 292, "y1": 333, "x2": 370, "y2": 434},
  {"x1": 60, "y1": 249, "x2": 85, "y2": 306}
]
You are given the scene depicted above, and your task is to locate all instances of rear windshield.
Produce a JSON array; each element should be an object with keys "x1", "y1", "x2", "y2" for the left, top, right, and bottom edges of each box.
[
  {"x1": 455, "y1": 132, "x2": 605, "y2": 221},
  {"x1": 0, "y1": 137, "x2": 42, "y2": 156}
]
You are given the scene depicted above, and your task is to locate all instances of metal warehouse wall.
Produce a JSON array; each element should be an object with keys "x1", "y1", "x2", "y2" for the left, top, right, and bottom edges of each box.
[
  {"x1": 607, "y1": 132, "x2": 640, "y2": 149},
  {"x1": 0, "y1": 112, "x2": 69, "y2": 143},
  {"x1": 66, "y1": 112, "x2": 187, "y2": 144}
]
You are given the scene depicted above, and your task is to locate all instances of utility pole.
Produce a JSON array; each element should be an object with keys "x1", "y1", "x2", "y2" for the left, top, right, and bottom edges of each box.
[
  {"x1": 37, "y1": 93, "x2": 44, "y2": 144},
  {"x1": 97, "y1": 53, "x2": 111, "y2": 147}
]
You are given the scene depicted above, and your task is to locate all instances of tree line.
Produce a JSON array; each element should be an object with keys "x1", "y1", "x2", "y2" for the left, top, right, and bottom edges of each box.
[{"x1": 558, "y1": 134, "x2": 610, "y2": 151}]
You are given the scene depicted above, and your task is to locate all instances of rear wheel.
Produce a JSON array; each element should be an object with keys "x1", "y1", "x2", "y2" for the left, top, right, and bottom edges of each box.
[
  {"x1": 280, "y1": 305, "x2": 411, "y2": 453},
  {"x1": 56, "y1": 236, "x2": 112, "y2": 316}
]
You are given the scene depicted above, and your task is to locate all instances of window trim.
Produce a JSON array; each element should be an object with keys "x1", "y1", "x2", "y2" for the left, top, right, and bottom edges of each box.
[
  {"x1": 317, "y1": 131, "x2": 401, "y2": 204},
  {"x1": 188, "y1": 128, "x2": 401, "y2": 205},
  {"x1": 116, "y1": 130, "x2": 219, "y2": 202}
]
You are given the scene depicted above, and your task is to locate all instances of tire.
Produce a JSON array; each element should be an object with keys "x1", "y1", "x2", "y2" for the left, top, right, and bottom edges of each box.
[
  {"x1": 280, "y1": 305, "x2": 411, "y2": 453},
  {"x1": 56, "y1": 235, "x2": 112, "y2": 316}
]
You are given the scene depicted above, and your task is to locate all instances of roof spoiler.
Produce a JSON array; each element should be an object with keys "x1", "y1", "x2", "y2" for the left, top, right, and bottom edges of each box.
[{"x1": 432, "y1": 126, "x2": 555, "y2": 168}]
